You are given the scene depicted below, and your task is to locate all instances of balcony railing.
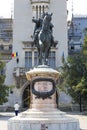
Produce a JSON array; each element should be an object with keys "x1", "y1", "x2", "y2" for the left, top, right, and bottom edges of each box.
[
  {"x1": 13, "y1": 67, "x2": 30, "y2": 77},
  {"x1": 0, "y1": 49, "x2": 12, "y2": 54}
]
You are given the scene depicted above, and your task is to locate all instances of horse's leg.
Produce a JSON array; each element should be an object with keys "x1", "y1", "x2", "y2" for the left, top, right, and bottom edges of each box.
[
  {"x1": 44, "y1": 43, "x2": 51, "y2": 65},
  {"x1": 38, "y1": 40, "x2": 43, "y2": 65},
  {"x1": 44, "y1": 47, "x2": 49, "y2": 65},
  {"x1": 38, "y1": 49, "x2": 42, "y2": 65},
  {"x1": 38, "y1": 48, "x2": 41, "y2": 65}
]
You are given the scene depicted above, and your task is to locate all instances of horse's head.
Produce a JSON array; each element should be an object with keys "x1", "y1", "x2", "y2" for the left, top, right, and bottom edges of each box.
[{"x1": 43, "y1": 13, "x2": 52, "y2": 23}]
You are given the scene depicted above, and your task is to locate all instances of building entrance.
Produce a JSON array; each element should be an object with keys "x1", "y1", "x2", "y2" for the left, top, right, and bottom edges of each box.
[{"x1": 22, "y1": 85, "x2": 30, "y2": 108}]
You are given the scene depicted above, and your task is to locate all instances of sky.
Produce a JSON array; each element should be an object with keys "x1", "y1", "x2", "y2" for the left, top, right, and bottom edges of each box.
[
  {"x1": 0, "y1": 0, "x2": 87, "y2": 20},
  {"x1": 67, "y1": 0, "x2": 87, "y2": 20},
  {"x1": 0, "y1": 0, "x2": 13, "y2": 18}
]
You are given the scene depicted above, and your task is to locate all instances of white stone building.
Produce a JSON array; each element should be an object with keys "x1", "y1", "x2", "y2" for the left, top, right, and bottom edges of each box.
[
  {"x1": 68, "y1": 15, "x2": 87, "y2": 54},
  {"x1": 4, "y1": 0, "x2": 69, "y2": 109}
]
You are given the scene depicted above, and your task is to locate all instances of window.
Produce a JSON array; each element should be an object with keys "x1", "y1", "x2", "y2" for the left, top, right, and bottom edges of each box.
[
  {"x1": 34, "y1": 51, "x2": 38, "y2": 67},
  {"x1": 34, "y1": 51, "x2": 56, "y2": 68},
  {"x1": 42, "y1": 6, "x2": 45, "y2": 14},
  {"x1": 48, "y1": 51, "x2": 55, "y2": 68},
  {"x1": 0, "y1": 45, "x2": 4, "y2": 50},
  {"x1": 71, "y1": 45, "x2": 74, "y2": 50},
  {"x1": 25, "y1": 52, "x2": 32, "y2": 69},
  {"x1": 36, "y1": 6, "x2": 38, "y2": 19},
  {"x1": 25, "y1": 50, "x2": 56, "y2": 68},
  {"x1": 9, "y1": 45, "x2": 12, "y2": 50},
  {"x1": 39, "y1": 6, "x2": 41, "y2": 18}
]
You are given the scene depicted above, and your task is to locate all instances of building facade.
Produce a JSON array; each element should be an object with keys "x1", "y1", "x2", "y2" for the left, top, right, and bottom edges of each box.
[
  {"x1": 68, "y1": 15, "x2": 87, "y2": 54},
  {"x1": 4, "y1": 0, "x2": 68, "y2": 108},
  {"x1": 0, "y1": 18, "x2": 12, "y2": 63}
]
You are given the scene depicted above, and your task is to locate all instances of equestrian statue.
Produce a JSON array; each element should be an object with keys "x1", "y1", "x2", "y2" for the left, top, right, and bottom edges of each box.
[{"x1": 32, "y1": 12, "x2": 58, "y2": 65}]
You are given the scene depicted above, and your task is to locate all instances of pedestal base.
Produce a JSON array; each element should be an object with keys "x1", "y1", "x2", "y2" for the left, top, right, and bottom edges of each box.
[
  {"x1": 9, "y1": 65, "x2": 80, "y2": 130},
  {"x1": 8, "y1": 109, "x2": 80, "y2": 130}
]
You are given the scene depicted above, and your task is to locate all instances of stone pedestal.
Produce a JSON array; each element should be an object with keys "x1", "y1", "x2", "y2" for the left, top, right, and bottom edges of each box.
[{"x1": 8, "y1": 65, "x2": 80, "y2": 130}]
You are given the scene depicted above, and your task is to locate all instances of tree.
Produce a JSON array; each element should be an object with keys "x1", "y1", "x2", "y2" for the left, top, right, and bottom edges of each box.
[
  {"x1": 0, "y1": 60, "x2": 9, "y2": 105},
  {"x1": 58, "y1": 36, "x2": 87, "y2": 111}
]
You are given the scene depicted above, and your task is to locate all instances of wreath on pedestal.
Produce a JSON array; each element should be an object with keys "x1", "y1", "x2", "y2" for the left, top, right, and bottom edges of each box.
[{"x1": 31, "y1": 78, "x2": 56, "y2": 100}]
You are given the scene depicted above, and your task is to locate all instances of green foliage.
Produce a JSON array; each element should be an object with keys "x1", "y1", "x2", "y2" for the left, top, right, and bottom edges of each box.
[
  {"x1": 0, "y1": 60, "x2": 9, "y2": 105},
  {"x1": 0, "y1": 84, "x2": 9, "y2": 104},
  {"x1": 57, "y1": 36, "x2": 87, "y2": 106}
]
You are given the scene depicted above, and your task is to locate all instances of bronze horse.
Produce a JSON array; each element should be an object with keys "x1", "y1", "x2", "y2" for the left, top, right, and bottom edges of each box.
[{"x1": 32, "y1": 13, "x2": 57, "y2": 65}]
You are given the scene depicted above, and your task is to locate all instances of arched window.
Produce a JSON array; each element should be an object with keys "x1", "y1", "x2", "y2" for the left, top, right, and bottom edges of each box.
[
  {"x1": 36, "y1": 6, "x2": 38, "y2": 18},
  {"x1": 42, "y1": 5, "x2": 45, "y2": 14},
  {"x1": 9, "y1": 44, "x2": 12, "y2": 50},
  {"x1": 39, "y1": 6, "x2": 41, "y2": 18}
]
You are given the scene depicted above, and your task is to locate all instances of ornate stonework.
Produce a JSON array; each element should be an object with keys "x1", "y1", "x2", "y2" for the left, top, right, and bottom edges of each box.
[
  {"x1": 26, "y1": 65, "x2": 60, "y2": 81},
  {"x1": 30, "y1": 0, "x2": 50, "y2": 16},
  {"x1": 30, "y1": 0, "x2": 50, "y2": 4}
]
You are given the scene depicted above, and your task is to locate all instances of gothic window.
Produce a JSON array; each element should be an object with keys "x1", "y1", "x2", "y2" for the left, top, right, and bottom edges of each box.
[
  {"x1": 25, "y1": 51, "x2": 32, "y2": 68},
  {"x1": 36, "y1": 6, "x2": 38, "y2": 19},
  {"x1": 39, "y1": 6, "x2": 41, "y2": 18},
  {"x1": 42, "y1": 6, "x2": 45, "y2": 14}
]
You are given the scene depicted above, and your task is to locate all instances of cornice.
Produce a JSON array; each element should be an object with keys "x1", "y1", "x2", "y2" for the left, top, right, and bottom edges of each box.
[{"x1": 30, "y1": 0, "x2": 50, "y2": 4}]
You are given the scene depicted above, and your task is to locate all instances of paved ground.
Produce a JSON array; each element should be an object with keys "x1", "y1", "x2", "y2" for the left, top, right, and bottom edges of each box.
[
  {"x1": 67, "y1": 112, "x2": 87, "y2": 130},
  {"x1": 0, "y1": 112, "x2": 87, "y2": 130},
  {"x1": 0, "y1": 112, "x2": 15, "y2": 130}
]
